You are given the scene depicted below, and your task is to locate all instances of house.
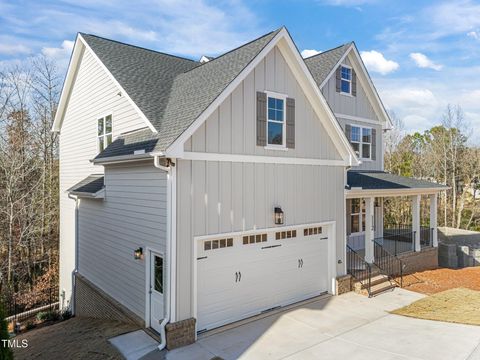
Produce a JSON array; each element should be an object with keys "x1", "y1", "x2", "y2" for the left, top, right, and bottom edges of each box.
[{"x1": 53, "y1": 27, "x2": 447, "y2": 350}]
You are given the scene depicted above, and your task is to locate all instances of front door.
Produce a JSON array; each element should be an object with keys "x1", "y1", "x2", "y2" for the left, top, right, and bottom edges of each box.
[{"x1": 149, "y1": 252, "x2": 164, "y2": 333}]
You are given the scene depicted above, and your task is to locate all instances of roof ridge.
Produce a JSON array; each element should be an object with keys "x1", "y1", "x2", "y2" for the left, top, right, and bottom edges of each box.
[
  {"x1": 303, "y1": 42, "x2": 352, "y2": 60},
  {"x1": 79, "y1": 33, "x2": 198, "y2": 63},
  {"x1": 182, "y1": 27, "x2": 283, "y2": 74}
]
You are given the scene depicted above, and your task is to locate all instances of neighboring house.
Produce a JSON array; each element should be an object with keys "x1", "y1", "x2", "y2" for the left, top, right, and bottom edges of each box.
[{"x1": 54, "y1": 27, "x2": 447, "y2": 349}]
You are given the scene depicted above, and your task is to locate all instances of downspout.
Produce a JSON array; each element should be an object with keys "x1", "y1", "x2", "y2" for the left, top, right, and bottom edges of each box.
[
  {"x1": 68, "y1": 193, "x2": 79, "y2": 315},
  {"x1": 153, "y1": 156, "x2": 176, "y2": 351}
]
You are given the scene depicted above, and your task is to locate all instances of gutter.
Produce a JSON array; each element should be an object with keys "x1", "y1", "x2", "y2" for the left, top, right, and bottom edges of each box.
[
  {"x1": 153, "y1": 155, "x2": 176, "y2": 351},
  {"x1": 67, "y1": 193, "x2": 79, "y2": 315}
]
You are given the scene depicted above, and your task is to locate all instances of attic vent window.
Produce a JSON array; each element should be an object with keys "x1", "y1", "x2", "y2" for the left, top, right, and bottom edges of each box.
[
  {"x1": 97, "y1": 114, "x2": 112, "y2": 152},
  {"x1": 341, "y1": 66, "x2": 352, "y2": 94}
]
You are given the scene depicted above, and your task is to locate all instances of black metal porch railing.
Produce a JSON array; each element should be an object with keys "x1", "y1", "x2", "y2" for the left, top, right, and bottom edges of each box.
[
  {"x1": 346, "y1": 244, "x2": 371, "y2": 297},
  {"x1": 381, "y1": 225, "x2": 415, "y2": 255},
  {"x1": 420, "y1": 226, "x2": 434, "y2": 248},
  {"x1": 373, "y1": 240, "x2": 404, "y2": 287}
]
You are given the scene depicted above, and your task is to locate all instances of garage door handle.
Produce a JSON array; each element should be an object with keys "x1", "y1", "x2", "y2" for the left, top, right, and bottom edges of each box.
[
  {"x1": 238, "y1": 271, "x2": 241, "y2": 282},
  {"x1": 235, "y1": 272, "x2": 238, "y2": 282}
]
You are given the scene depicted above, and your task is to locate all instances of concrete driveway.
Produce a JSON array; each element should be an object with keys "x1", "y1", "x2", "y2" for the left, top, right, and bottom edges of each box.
[{"x1": 166, "y1": 289, "x2": 480, "y2": 360}]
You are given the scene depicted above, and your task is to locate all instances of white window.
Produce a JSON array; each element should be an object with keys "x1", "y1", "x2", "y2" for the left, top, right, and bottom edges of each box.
[
  {"x1": 350, "y1": 199, "x2": 366, "y2": 234},
  {"x1": 341, "y1": 66, "x2": 352, "y2": 94},
  {"x1": 350, "y1": 125, "x2": 372, "y2": 159},
  {"x1": 97, "y1": 115, "x2": 112, "y2": 152},
  {"x1": 267, "y1": 96, "x2": 286, "y2": 147}
]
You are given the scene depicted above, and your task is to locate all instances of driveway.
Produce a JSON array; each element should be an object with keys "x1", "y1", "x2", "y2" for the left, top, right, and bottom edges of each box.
[{"x1": 166, "y1": 289, "x2": 480, "y2": 360}]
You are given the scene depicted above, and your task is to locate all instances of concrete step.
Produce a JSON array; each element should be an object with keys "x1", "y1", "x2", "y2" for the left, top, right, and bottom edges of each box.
[
  {"x1": 369, "y1": 282, "x2": 397, "y2": 297},
  {"x1": 359, "y1": 274, "x2": 390, "y2": 289}
]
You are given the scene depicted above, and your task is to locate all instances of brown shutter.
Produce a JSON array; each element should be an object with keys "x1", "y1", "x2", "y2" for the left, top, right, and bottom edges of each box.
[
  {"x1": 335, "y1": 66, "x2": 341, "y2": 92},
  {"x1": 352, "y1": 69, "x2": 357, "y2": 96},
  {"x1": 256, "y1": 92, "x2": 267, "y2": 146},
  {"x1": 286, "y1": 97, "x2": 295, "y2": 149},
  {"x1": 371, "y1": 128, "x2": 376, "y2": 160},
  {"x1": 345, "y1": 124, "x2": 351, "y2": 142}
]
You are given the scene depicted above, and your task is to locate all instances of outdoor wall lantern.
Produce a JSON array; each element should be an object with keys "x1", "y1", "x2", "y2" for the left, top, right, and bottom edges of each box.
[
  {"x1": 134, "y1": 247, "x2": 143, "y2": 260},
  {"x1": 274, "y1": 207, "x2": 284, "y2": 225}
]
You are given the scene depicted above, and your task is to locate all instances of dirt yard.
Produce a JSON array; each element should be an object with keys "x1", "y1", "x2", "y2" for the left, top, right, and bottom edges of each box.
[
  {"x1": 13, "y1": 317, "x2": 139, "y2": 360},
  {"x1": 402, "y1": 267, "x2": 480, "y2": 295},
  {"x1": 392, "y1": 288, "x2": 480, "y2": 325}
]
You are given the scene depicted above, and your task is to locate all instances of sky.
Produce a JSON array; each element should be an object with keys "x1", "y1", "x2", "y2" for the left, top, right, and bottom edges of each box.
[{"x1": 1, "y1": 0, "x2": 480, "y2": 137}]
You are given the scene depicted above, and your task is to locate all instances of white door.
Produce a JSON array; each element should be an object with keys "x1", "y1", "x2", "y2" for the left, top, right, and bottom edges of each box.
[
  {"x1": 197, "y1": 226, "x2": 329, "y2": 332},
  {"x1": 149, "y1": 252, "x2": 164, "y2": 333}
]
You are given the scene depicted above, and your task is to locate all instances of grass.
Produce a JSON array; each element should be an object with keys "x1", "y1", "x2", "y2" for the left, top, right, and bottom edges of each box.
[{"x1": 391, "y1": 288, "x2": 480, "y2": 326}]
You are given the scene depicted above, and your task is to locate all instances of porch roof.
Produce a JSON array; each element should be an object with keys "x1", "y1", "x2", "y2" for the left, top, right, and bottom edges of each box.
[
  {"x1": 67, "y1": 174, "x2": 105, "y2": 198},
  {"x1": 346, "y1": 171, "x2": 448, "y2": 197}
]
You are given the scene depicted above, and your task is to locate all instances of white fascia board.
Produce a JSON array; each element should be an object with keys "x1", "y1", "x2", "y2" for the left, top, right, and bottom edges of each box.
[
  {"x1": 91, "y1": 153, "x2": 153, "y2": 165},
  {"x1": 52, "y1": 34, "x2": 158, "y2": 134},
  {"x1": 52, "y1": 35, "x2": 84, "y2": 133},
  {"x1": 345, "y1": 187, "x2": 447, "y2": 198},
  {"x1": 276, "y1": 35, "x2": 359, "y2": 166}
]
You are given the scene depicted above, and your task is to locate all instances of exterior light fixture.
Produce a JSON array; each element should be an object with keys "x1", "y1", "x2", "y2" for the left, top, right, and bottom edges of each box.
[
  {"x1": 274, "y1": 207, "x2": 284, "y2": 225},
  {"x1": 134, "y1": 247, "x2": 143, "y2": 260}
]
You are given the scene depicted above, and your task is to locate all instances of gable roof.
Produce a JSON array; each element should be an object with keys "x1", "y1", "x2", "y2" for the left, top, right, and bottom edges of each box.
[
  {"x1": 304, "y1": 43, "x2": 352, "y2": 87},
  {"x1": 56, "y1": 27, "x2": 360, "y2": 166}
]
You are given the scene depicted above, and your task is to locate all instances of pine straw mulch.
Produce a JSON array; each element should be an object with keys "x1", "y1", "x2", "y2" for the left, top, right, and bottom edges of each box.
[
  {"x1": 391, "y1": 288, "x2": 480, "y2": 326},
  {"x1": 401, "y1": 267, "x2": 480, "y2": 295}
]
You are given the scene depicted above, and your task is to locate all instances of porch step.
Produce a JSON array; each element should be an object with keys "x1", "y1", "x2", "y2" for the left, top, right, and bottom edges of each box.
[
  {"x1": 357, "y1": 274, "x2": 390, "y2": 290},
  {"x1": 369, "y1": 282, "x2": 397, "y2": 297},
  {"x1": 353, "y1": 274, "x2": 397, "y2": 296}
]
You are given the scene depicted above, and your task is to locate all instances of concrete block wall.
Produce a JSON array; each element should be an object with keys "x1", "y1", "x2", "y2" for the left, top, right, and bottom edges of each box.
[{"x1": 397, "y1": 247, "x2": 438, "y2": 274}]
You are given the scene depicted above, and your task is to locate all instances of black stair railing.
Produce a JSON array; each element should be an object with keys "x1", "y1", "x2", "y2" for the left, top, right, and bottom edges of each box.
[
  {"x1": 346, "y1": 244, "x2": 372, "y2": 297},
  {"x1": 373, "y1": 239, "x2": 404, "y2": 287}
]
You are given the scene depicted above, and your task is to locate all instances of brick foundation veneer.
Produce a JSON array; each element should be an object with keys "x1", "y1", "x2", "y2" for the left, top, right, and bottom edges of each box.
[
  {"x1": 165, "y1": 318, "x2": 196, "y2": 350},
  {"x1": 397, "y1": 247, "x2": 438, "y2": 274},
  {"x1": 336, "y1": 274, "x2": 352, "y2": 295},
  {"x1": 75, "y1": 273, "x2": 144, "y2": 326}
]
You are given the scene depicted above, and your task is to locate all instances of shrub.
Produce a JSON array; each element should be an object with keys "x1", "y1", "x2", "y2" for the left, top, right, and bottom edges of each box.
[
  {"x1": 60, "y1": 309, "x2": 72, "y2": 321},
  {"x1": 0, "y1": 301, "x2": 13, "y2": 360},
  {"x1": 36, "y1": 310, "x2": 60, "y2": 322},
  {"x1": 25, "y1": 321, "x2": 36, "y2": 331}
]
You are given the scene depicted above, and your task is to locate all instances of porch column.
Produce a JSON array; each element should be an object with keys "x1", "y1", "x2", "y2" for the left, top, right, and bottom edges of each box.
[
  {"x1": 430, "y1": 193, "x2": 438, "y2": 247},
  {"x1": 411, "y1": 195, "x2": 421, "y2": 252},
  {"x1": 365, "y1": 197, "x2": 375, "y2": 263}
]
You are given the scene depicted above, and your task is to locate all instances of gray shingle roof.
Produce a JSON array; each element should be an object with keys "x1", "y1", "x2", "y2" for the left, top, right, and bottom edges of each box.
[
  {"x1": 94, "y1": 128, "x2": 158, "y2": 160},
  {"x1": 68, "y1": 174, "x2": 105, "y2": 196},
  {"x1": 347, "y1": 171, "x2": 448, "y2": 190},
  {"x1": 82, "y1": 28, "x2": 281, "y2": 158},
  {"x1": 304, "y1": 43, "x2": 352, "y2": 87}
]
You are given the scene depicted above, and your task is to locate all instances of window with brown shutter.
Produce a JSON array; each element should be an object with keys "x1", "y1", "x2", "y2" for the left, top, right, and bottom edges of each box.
[{"x1": 256, "y1": 92, "x2": 267, "y2": 146}]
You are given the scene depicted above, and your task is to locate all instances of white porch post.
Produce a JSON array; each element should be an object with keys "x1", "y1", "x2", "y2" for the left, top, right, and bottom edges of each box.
[
  {"x1": 365, "y1": 197, "x2": 375, "y2": 263},
  {"x1": 430, "y1": 193, "x2": 438, "y2": 247},
  {"x1": 411, "y1": 195, "x2": 421, "y2": 252}
]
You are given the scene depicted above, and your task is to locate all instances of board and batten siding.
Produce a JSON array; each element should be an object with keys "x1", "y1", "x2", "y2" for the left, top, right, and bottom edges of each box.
[
  {"x1": 184, "y1": 46, "x2": 342, "y2": 161},
  {"x1": 175, "y1": 46, "x2": 347, "y2": 321},
  {"x1": 321, "y1": 56, "x2": 378, "y2": 121},
  {"x1": 59, "y1": 45, "x2": 147, "y2": 308},
  {"x1": 338, "y1": 118, "x2": 383, "y2": 171},
  {"x1": 78, "y1": 162, "x2": 167, "y2": 319}
]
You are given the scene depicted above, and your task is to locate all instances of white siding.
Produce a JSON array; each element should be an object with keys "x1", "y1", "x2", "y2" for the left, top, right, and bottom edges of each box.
[
  {"x1": 184, "y1": 46, "x2": 342, "y2": 161},
  {"x1": 78, "y1": 162, "x2": 167, "y2": 319},
  {"x1": 321, "y1": 56, "x2": 378, "y2": 121},
  {"x1": 176, "y1": 160, "x2": 345, "y2": 320},
  {"x1": 59, "y1": 45, "x2": 147, "y2": 308}
]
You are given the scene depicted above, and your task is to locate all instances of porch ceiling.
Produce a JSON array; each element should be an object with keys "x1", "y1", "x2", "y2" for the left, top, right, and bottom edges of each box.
[{"x1": 346, "y1": 171, "x2": 448, "y2": 198}]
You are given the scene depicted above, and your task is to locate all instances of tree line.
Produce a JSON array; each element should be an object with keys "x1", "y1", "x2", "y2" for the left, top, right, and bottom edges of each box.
[{"x1": 0, "y1": 57, "x2": 60, "y2": 310}]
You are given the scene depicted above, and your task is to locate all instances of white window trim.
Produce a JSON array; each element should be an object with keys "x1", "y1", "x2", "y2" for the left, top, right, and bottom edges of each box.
[
  {"x1": 97, "y1": 113, "x2": 113, "y2": 153},
  {"x1": 265, "y1": 91, "x2": 287, "y2": 150},
  {"x1": 349, "y1": 123, "x2": 372, "y2": 160},
  {"x1": 340, "y1": 64, "x2": 352, "y2": 96},
  {"x1": 350, "y1": 198, "x2": 366, "y2": 235}
]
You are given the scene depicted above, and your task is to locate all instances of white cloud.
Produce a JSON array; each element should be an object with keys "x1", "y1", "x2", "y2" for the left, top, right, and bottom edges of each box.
[
  {"x1": 409, "y1": 52, "x2": 443, "y2": 71},
  {"x1": 467, "y1": 31, "x2": 480, "y2": 40},
  {"x1": 42, "y1": 40, "x2": 74, "y2": 59},
  {"x1": 360, "y1": 50, "x2": 399, "y2": 75},
  {"x1": 301, "y1": 49, "x2": 321, "y2": 58},
  {"x1": 0, "y1": 43, "x2": 30, "y2": 56},
  {"x1": 429, "y1": 1, "x2": 480, "y2": 36}
]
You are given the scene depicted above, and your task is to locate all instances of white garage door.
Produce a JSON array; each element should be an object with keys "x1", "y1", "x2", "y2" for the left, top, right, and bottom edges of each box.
[{"x1": 196, "y1": 225, "x2": 330, "y2": 332}]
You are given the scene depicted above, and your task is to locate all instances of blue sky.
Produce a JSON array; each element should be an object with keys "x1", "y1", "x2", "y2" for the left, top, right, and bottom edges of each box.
[{"x1": 1, "y1": 0, "x2": 480, "y2": 136}]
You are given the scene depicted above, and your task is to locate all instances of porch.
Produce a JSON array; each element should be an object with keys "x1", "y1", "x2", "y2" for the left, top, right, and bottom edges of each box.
[{"x1": 344, "y1": 170, "x2": 448, "y2": 296}]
